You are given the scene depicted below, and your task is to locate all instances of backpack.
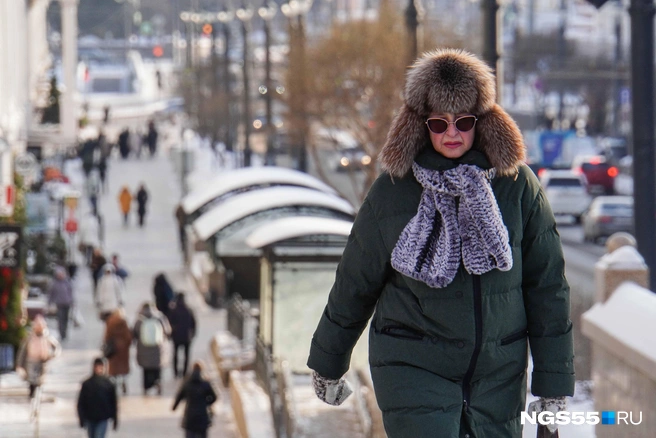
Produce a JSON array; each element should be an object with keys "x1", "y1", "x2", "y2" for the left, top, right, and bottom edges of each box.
[{"x1": 139, "y1": 317, "x2": 164, "y2": 347}]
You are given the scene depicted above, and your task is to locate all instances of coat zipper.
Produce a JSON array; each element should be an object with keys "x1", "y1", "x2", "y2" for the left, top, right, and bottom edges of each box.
[{"x1": 462, "y1": 275, "x2": 482, "y2": 413}]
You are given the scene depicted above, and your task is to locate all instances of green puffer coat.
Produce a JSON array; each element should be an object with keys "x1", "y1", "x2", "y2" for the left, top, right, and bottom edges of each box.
[{"x1": 308, "y1": 148, "x2": 575, "y2": 438}]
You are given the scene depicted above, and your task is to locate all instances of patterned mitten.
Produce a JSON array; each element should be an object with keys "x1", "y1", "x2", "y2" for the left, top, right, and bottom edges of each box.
[
  {"x1": 311, "y1": 371, "x2": 353, "y2": 406},
  {"x1": 527, "y1": 396, "x2": 567, "y2": 433}
]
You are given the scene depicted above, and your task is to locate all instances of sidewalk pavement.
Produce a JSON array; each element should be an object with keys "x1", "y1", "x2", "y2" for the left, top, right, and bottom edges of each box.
[{"x1": 0, "y1": 148, "x2": 238, "y2": 437}]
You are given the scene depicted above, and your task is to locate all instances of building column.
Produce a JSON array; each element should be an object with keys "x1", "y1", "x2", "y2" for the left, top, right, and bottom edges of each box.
[{"x1": 59, "y1": 0, "x2": 79, "y2": 144}]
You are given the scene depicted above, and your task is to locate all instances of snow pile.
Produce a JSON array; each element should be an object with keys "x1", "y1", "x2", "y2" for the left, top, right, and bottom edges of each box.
[{"x1": 597, "y1": 246, "x2": 647, "y2": 270}]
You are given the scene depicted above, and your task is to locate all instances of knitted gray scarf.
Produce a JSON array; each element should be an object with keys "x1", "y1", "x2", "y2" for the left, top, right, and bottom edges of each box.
[{"x1": 391, "y1": 163, "x2": 513, "y2": 288}]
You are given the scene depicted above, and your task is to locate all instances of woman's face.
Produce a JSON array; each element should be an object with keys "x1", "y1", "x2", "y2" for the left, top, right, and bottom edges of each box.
[{"x1": 427, "y1": 112, "x2": 476, "y2": 159}]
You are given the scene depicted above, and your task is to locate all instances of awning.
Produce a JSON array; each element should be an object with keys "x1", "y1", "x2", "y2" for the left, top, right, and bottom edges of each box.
[
  {"x1": 245, "y1": 217, "x2": 353, "y2": 249},
  {"x1": 181, "y1": 166, "x2": 337, "y2": 215},
  {"x1": 192, "y1": 186, "x2": 355, "y2": 242}
]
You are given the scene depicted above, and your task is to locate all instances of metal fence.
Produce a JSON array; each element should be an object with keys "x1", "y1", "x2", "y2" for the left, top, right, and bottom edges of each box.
[
  {"x1": 276, "y1": 359, "x2": 297, "y2": 438},
  {"x1": 255, "y1": 338, "x2": 283, "y2": 438},
  {"x1": 227, "y1": 293, "x2": 248, "y2": 340}
]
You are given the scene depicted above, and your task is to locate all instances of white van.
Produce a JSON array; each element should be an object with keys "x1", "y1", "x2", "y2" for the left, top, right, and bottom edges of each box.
[{"x1": 539, "y1": 170, "x2": 592, "y2": 223}]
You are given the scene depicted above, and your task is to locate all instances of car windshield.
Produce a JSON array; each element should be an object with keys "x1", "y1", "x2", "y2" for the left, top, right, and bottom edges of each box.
[
  {"x1": 581, "y1": 163, "x2": 609, "y2": 171},
  {"x1": 547, "y1": 178, "x2": 582, "y2": 187}
]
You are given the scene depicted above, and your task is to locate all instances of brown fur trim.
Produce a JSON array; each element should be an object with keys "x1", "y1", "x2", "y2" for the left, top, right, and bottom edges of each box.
[
  {"x1": 405, "y1": 49, "x2": 497, "y2": 117},
  {"x1": 474, "y1": 104, "x2": 526, "y2": 176},
  {"x1": 380, "y1": 49, "x2": 524, "y2": 178},
  {"x1": 380, "y1": 104, "x2": 427, "y2": 178}
]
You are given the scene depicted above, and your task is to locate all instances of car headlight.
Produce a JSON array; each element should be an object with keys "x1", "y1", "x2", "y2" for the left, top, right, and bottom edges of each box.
[
  {"x1": 361, "y1": 155, "x2": 371, "y2": 166},
  {"x1": 340, "y1": 157, "x2": 350, "y2": 167}
]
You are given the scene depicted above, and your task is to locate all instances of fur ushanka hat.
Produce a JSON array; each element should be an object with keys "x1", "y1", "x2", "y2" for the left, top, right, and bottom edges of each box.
[{"x1": 380, "y1": 49, "x2": 526, "y2": 178}]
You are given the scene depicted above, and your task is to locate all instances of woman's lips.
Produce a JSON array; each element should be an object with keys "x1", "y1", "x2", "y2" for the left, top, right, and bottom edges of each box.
[{"x1": 443, "y1": 142, "x2": 462, "y2": 149}]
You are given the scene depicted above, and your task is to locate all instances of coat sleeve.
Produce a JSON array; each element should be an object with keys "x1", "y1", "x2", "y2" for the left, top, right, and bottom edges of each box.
[
  {"x1": 521, "y1": 185, "x2": 575, "y2": 398},
  {"x1": 307, "y1": 198, "x2": 390, "y2": 379},
  {"x1": 110, "y1": 382, "x2": 118, "y2": 424},
  {"x1": 161, "y1": 315, "x2": 172, "y2": 337},
  {"x1": 205, "y1": 382, "x2": 218, "y2": 405},
  {"x1": 77, "y1": 382, "x2": 87, "y2": 426},
  {"x1": 172, "y1": 383, "x2": 186, "y2": 410}
]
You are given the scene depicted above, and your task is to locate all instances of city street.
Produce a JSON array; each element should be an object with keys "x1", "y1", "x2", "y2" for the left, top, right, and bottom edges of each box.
[{"x1": 0, "y1": 146, "x2": 237, "y2": 438}]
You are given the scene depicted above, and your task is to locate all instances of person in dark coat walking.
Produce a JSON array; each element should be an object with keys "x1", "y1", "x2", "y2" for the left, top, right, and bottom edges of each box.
[
  {"x1": 77, "y1": 358, "x2": 118, "y2": 438},
  {"x1": 111, "y1": 253, "x2": 129, "y2": 281},
  {"x1": 168, "y1": 293, "x2": 197, "y2": 378},
  {"x1": 47, "y1": 266, "x2": 74, "y2": 341},
  {"x1": 175, "y1": 204, "x2": 187, "y2": 252},
  {"x1": 118, "y1": 128, "x2": 130, "y2": 159},
  {"x1": 146, "y1": 120, "x2": 158, "y2": 157},
  {"x1": 135, "y1": 184, "x2": 149, "y2": 227},
  {"x1": 153, "y1": 273, "x2": 174, "y2": 317},
  {"x1": 172, "y1": 361, "x2": 217, "y2": 438},
  {"x1": 89, "y1": 248, "x2": 107, "y2": 298},
  {"x1": 307, "y1": 49, "x2": 575, "y2": 438}
]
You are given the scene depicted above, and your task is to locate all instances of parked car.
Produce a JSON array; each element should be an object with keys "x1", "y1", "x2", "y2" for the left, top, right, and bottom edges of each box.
[
  {"x1": 539, "y1": 170, "x2": 592, "y2": 223},
  {"x1": 571, "y1": 155, "x2": 618, "y2": 195},
  {"x1": 582, "y1": 196, "x2": 634, "y2": 243},
  {"x1": 572, "y1": 155, "x2": 619, "y2": 195}
]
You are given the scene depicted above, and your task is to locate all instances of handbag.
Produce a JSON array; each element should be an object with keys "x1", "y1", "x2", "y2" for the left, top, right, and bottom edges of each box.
[
  {"x1": 537, "y1": 425, "x2": 559, "y2": 438},
  {"x1": 102, "y1": 339, "x2": 117, "y2": 359}
]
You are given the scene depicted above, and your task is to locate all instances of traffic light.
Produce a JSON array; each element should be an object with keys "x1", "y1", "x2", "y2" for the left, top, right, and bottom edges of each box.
[
  {"x1": 202, "y1": 24, "x2": 213, "y2": 35},
  {"x1": 585, "y1": 0, "x2": 610, "y2": 8}
]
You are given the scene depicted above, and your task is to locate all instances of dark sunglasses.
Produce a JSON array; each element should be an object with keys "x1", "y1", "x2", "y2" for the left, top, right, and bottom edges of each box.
[{"x1": 425, "y1": 115, "x2": 478, "y2": 134}]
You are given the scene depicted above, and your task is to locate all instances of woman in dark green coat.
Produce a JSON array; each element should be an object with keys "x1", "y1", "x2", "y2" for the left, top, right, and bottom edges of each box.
[{"x1": 307, "y1": 49, "x2": 574, "y2": 438}]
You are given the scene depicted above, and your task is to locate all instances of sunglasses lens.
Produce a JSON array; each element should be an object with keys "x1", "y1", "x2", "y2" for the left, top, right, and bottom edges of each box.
[
  {"x1": 455, "y1": 116, "x2": 476, "y2": 132},
  {"x1": 427, "y1": 119, "x2": 448, "y2": 134}
]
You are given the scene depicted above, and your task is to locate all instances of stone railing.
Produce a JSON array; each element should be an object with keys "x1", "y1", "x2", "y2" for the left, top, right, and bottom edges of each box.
[{"x1": 582, "y1": 243, "x2": 653, "y2": 437}]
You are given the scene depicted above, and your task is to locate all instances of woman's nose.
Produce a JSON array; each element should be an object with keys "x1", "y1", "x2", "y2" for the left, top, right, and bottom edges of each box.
[{"x1": 445, "y1": 122, "x2": 458, "y2": 136}]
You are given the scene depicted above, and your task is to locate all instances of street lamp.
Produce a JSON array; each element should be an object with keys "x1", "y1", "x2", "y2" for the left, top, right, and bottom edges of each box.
[
  {"x1": 236, "y1": 3, "x2": 254, "y2": 167},
  {"x1": 281, "y1": 0, "x2": 313, "y2": 173},
  {"x1": 258, "y1": 2, "x2": 277, "y2": 165},
  {"x1": 217, "y1": 9, "x2": 236, "y2": 153},
  {"x1": 179, "y1": 11, "x2": 194, "y2": 67},
  {"x1": 405, "y1": 0, "x2": 419, "y2": 65}
]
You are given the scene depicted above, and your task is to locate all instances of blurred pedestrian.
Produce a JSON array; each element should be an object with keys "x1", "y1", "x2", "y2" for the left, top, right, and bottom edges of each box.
[
  {"x1": 135, "y1": 184, "x2": 149, "y2": 227},
  {"x1": 77, "y1": 357, "x2": 118, "y2": 438},
  {"x1": 168, "y1": 293, "x2": 196, "y2": 378},
  {"x1": 97, "y1": 131, "x2": 109, "y2": 194},
  {"x1": 118, "y1": 186, "x2": 132, "y2": 226},
  {"x1": 103, "y1": 309, "x2": 132, "y2": 395},
  {"x1": 118, "y1": 128, "x2": 130, "y2": 159},
  {"x1": 16, "y1": 315, "x2": 61, "y2": 398},
  {"x1": 172, "y1": 361, "x2": 218, "y2": 438},
  {"x1": 153, "y1": 273, "x2": 174, "y2": 318},
  {"x1": 79, "y1": 212, "x2": 100, "y2": 266},
  {"x1": 86, "y1": 169, "x2": 101, "y2": 217},
  {"x1": 111, "y1": 253, "x2": 129, "y2": 281},
  {"x1": 146, "y1": 120, "x2": 158, "y2": 157},
  {"x1": 175, "y1": 204, "x2": 187, "y2": 252},
  {"x1": 80, "y1": 136, "x2": 98, "y2": 178},
  {"x1": 96, "y1": 264, "x2": 125, "y2": 322},
  {"x1": 133, "y1": 302, "x2": 171, "y2": 395},
  {"x1": 89, "y1": 247, "x2": 107, "y2": 297},
  {"x1": 47, "y1": 266, "x2": 74, "y2": 341}
]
